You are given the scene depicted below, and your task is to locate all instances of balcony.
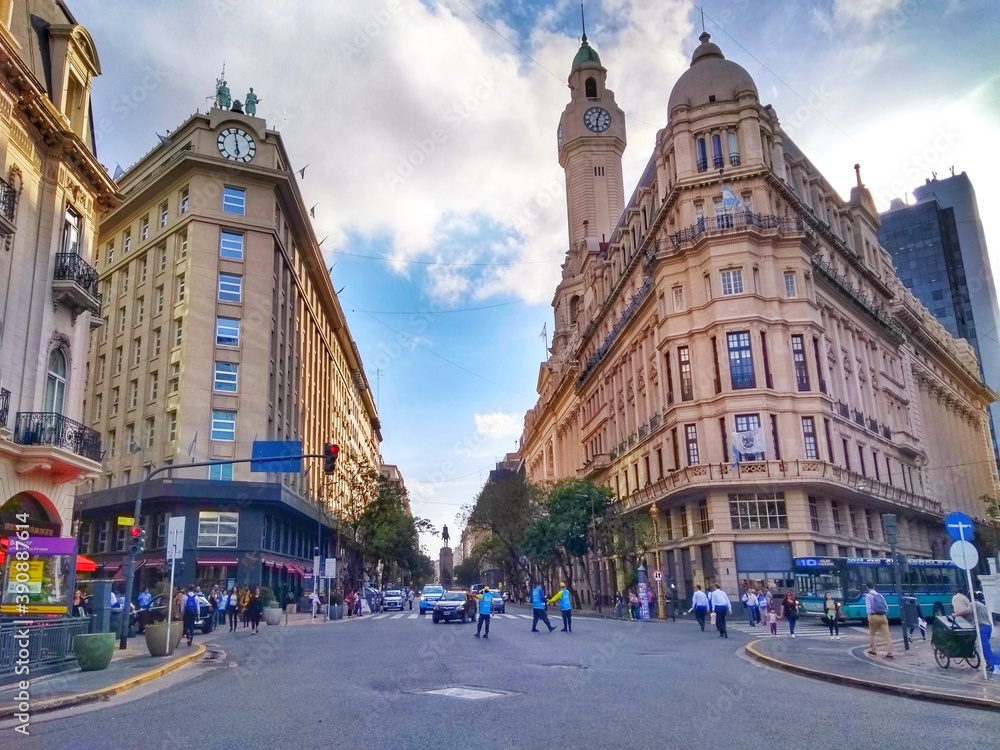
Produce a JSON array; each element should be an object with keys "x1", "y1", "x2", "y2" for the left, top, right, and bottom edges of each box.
[
  {"x1": 881, "y1": 424, "x2": 891, "y2": 440},
  {"x1": 0, "y1": 388, "x2": 9, "y2": 429},
  {"x1": 712, "y1": 154, "x2": 725, "y2": 169},
  {"x1": 866, "y1": 417, "x2": 879, "y2": 433},
  {"x1": 577, "y1": 453, "x2": 611, "y2": 480},
  {"x1": 729, "y1": 154, "x2": 741, "y2": 167},
  {"x1": 852, "y1": 410, "x2": 865, "y2": 427},
  {"x1": 667, "y1": 213, "x2": 811, "y2": 251},
  {"x1": 52, "y1": 253, "x2": 101, "y2": 318},
  {"x1": 892, "y1": 429, "x2": 924, "y2": 459},
  {"x1": 13, "y1": 412, "x2": 102, "y2": 462},
  {"x1": 836, "y1": 401, "x2": 850, "y2": 419},
  {"x1": 623, "y1": 459, "x2": 941, "y2": 516},
  {"x1": 0, "y1": 176, "x2": 16, "y2": 235}
]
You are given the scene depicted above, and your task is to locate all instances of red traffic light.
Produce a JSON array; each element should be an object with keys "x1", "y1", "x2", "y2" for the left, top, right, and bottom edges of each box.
[
  {"x1": 130, "y1": 527, "x2": 142, "y2": 538},
  {"x1": 328, "y1": 444, "x2": 339, "y2": 456},
  {"x1": 323, "y1": 443, "x2": 340, "y2": 474}
]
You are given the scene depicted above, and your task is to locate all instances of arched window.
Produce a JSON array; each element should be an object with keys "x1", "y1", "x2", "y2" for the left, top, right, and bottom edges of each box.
[
  {"x1": 712, "y1": 134, "x2": 723, "y2": 168},
  {"x1": 585, "y1": 77, "x2": 597, "y2": 98},
  {"x1": 696, "y1": 138, "x2": 707, "y2": 172},
  {"x1": 44, "y1": 349, "x2": 67, "y2": 414}
]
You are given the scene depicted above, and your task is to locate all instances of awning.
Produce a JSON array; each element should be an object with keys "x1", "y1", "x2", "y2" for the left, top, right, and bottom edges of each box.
[
  {"x1": 111, "y1": 559, "x2": 146, "y2": 581},
  {"x1": 287, "y1": 565, "x2": 305, "y2": 577},
  {"x1": 196, "y1": 556, "x2": 238, "y2": 566},
  {"x1": 76, "y1": 555, "x2": 97, "y2": 573}
]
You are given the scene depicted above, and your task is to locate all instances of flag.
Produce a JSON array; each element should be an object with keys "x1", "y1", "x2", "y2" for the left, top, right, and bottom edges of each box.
[
  {"x1": 731, "y1": 445, "x2": 740, "y2": 469},
  {"x1": 187, "y1": 431, "x2": 198, "y2": 458},
  {"x1": 722, "y1": 184, "x2": 741, "y2": 209},
  {"x1": 113, "y1": 163, "x2": 125, "y2": 180},
  {"x1": 731, "y1": 427, "x2": 766, "y2": 457},
  {"x1": 156, "y1": 132, "x2": 171, "y2": 145}
]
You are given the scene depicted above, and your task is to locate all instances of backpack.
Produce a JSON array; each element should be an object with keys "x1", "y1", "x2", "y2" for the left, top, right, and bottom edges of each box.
[
  {"x1": 185, "y1": 594, "x2": 198, "y2": 613},
  {"x1": 870, "y1": 591, "x2": 888, "y2": 615}
]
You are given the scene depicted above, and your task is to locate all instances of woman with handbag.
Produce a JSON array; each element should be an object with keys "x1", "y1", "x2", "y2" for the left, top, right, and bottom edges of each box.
[
  {"x1": 822, "y1": 592, "x2": 843, "y2": 639},
  {"x1": 226, "y1": 585, "x2": 240, "y2": 632},
  {"x1": 780, "y1": 591, "x2": 800, "y2": 637}
]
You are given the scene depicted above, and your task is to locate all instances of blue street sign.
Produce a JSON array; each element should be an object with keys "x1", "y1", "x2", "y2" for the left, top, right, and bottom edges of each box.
[
  {"x1": 250, "y1": 441, "x2": 303, "y2": 473},
  {"x1": 944, "y1": 511, "x2": 975, "y2": 543}
]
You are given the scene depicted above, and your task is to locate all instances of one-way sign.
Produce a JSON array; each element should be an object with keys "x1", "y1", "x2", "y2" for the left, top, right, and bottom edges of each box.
[{"x1": 944, "y1": 511, "x2": 974, "y2": 543}]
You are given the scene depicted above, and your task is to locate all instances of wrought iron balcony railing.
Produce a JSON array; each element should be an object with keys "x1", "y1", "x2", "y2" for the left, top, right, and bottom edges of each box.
[
  {"x1": 53, "y1": 253, "x2": 101, "y2": 301},
  {"x1": 0, "y1": 175, "x2": 17, "y2": 229},
  {"x1": 13, "y1": 412, "x2": 102, "y2": 462},
  {"x1": 0, "y1": 388, "x2": 9, "y2": 428}
]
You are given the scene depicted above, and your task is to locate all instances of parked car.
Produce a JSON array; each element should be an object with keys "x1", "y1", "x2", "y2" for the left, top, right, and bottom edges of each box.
[
  {"x1": 134, "y1": 594, "x2": 213, "y2": 634},
  {"x1": 419, "y1": 584, "x2": 445, "y2": 613},
  {"x1": 433, "y1": 591, "x2": 472, "y2": 623},
  {"x1": 383, "y1": 590, "x2": 404, "y2": 611}
]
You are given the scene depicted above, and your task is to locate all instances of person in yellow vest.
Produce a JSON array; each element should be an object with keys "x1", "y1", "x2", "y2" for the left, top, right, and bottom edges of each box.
[{"x1": 548, "y1": 582, "x2": 573, "y2": 632}]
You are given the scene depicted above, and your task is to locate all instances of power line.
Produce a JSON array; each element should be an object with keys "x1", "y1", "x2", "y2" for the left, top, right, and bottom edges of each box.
[
  {"x1": 349, "y1": 295, "x2": 548, "y2": 315},
  {"x1": 331, "y1": 249, "x2": 563, "y2": 267}
]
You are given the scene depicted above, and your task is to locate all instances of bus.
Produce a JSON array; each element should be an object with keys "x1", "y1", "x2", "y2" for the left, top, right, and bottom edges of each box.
[{"x1": 793, "y1": 557, "x2": 962, "y2": 621}]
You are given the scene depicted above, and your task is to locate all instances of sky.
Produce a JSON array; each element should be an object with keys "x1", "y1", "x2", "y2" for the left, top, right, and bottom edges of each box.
[{"x1": 70, "y1": 0, "x2": 1000, "y2": 555}]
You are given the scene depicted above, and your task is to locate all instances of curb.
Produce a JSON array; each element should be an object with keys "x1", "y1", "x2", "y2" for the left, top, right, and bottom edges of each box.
[
  {"x1": 744, "y1": 640, "x2": 999, "y2": 712},
  {"x1": 0, "y1": 644, "x2": 206, "y2": 719}
]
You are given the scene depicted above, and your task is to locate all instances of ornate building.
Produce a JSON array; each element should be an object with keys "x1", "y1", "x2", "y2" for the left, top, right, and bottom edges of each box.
[
  {"x1": 521, "y1": 32, "x2": 999, "y2": 602},
  {"x1": 0, "y1": 2, "x2": 119, "y2": 553}
]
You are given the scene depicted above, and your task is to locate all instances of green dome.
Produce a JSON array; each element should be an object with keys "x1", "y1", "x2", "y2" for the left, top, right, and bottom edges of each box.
[{"x1": 572, "y1": 36, "x2": 601, "y2": 69}]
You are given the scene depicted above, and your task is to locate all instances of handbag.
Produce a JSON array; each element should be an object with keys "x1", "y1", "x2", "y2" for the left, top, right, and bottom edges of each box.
[{"x1": 710, "y1": 611, "x2": 717, "y2": 625}]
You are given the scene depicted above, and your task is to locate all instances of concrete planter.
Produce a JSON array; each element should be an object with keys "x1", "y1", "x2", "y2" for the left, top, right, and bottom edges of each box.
[
  {"x1": 263, "y1": 606, "x2": 283, "y2": 626},
  {"x1": 74, "y1": 632, "x2": 116, "y2": 671},
  {"x1": 331, "y1": 603, "x2": 343, "y2": 620},
  {"x1": 144, "y1": 621, "x2": 183, "y2": 657}
]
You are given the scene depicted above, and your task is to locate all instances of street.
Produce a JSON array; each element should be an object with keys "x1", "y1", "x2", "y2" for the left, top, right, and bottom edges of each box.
[{"x1": 4, "y1": 606, "x2": 995, "y2": 749}]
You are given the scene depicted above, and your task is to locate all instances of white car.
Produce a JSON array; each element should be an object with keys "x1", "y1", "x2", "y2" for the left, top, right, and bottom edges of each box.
[{"x1": 383, "y1": 590, "x2": 404, "y2": 611}]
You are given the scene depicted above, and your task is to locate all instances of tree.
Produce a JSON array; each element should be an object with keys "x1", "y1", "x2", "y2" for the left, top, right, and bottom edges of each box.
[
  {"x1": 467, "y1": 475, "x2": 542, "y2": 589},
  {"x1": 453, "y1": 557, "x2": 482, "y2": 586}
]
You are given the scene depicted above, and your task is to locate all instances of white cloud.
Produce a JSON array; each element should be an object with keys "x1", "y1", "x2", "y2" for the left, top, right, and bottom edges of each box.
[{"x1": 474, "y1": 411, "x2": 523, "y2": 439}]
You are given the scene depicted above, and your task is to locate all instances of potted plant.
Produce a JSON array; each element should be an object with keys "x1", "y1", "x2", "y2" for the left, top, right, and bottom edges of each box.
[
  {"x1": 144, "y1": 619, "x2": 183, "y2": 657},
  {"x1": 261, "y1": 586, "x2": 282, "y2": 626},
  {"x1": 74, "y1": 632, "x2": 116, "y2": 671}
]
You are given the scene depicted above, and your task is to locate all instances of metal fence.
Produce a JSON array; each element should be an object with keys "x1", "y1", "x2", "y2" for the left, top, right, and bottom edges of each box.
[{"x1": 0, "y1": 617, "x2": 92, "y2": 677}]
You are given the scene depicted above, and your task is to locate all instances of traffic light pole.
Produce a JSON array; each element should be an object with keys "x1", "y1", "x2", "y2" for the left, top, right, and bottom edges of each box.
[{"x1": 117, "y1": 453, "x2": 325, "y2": 649}]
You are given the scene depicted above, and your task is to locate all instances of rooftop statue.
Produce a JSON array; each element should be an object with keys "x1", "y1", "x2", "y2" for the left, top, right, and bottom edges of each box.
[
  {"x1": 216, "y1": 79, "x2": 231, "y2": 110},
  {"x1": 244, "y1": 88, "x2": 261, "y2": 116}
]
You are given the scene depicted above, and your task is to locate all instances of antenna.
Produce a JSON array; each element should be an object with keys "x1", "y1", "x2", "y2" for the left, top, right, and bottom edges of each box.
[
  {"x1": 701, "y1": 6, "x2": 706, "y2": 32},
  {"x1": 581, "y1": 1, "x2": 587, "y2": 41}
]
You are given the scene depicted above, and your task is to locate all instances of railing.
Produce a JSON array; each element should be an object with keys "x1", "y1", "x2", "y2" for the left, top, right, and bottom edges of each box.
[
  {"x1": 853, "y1": 410, "x2": 865, "y2": 427},
  {"x1": 729, "y1": 154, "x2": 741, "y2": 167},
  {"x1": 0, "y1": 617, "x2": 91, "y2": 676},
  {"x1": 13, "y1": 412, "x2": 102, "y2": 461},
  {"x1": 577, "y1": 277, "x2": 653, "y2": 386},
  {"x1": 696, "y1": 158, "x2": 708, "y2": 172},
  {"x1": 649, "y1": 413, "x2": 661, "y2": 431},
  {"x1": 819, "y1": 378, "x2": 828, "y2": 396},
  {"x1": 668, "y1": 213, "x2": 808, "y2": 250},
  {"x1": 881, "y1": 425, "x2": 892, "y2": 440},
  {"x1": 53, "y1": 253, "x2": 101, "y2": 303},
  {"x1": 867, "y1": 417, "x2": 879, "y2": 433},
  {"x1": 836, "y1": 401, "x2": 850, "y2": 418},
  {"x1": 0, "y1": 387, "x2": 9, "y2": 428},
  {"x1": 623, "y1": 460, "x2": 942, "y2": 516},
  {"x1": 811, "y1": 255, "x2": 903, "y2": 343},
  {"x1": 712, "y1": 154, "x2": 725, "y2": 169},
  {"x1": 638, "y1": 424, "x2": 647, "y2": 439},
  {"x1": 0, "y1": 175, "x2": 17, "y2": 224}
]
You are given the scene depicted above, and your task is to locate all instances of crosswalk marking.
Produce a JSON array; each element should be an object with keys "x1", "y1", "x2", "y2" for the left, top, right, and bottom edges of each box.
[
  {"x1": 391, "y1": 614, "x2": 405, "y2": 619},
  {"x1": 372, "y1": 614, "x2": 390, "y2": 620},
  {"x1": 518, "y1": 615, "x2": 532, "y2": 619},
  {"x1": 408, "y1": 614, "x2": 419, "y2": 619}
]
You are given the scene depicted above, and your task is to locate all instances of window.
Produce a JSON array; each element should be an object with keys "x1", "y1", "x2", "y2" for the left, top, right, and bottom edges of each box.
[
  {"x1": 206, "y1": 463, "x2": 234, "y2": 482},
  {"x1": 685, "y1": 424, "x2": 699, "y2": 465},
  {"x1": 223, "y1": 186, "x2": 246, "y2": 214},
  {"x1": 672, "y1": 286, "x2": 684, "y2": 312},
  {"x1": 114, "y1": 347, "x2": 123, "y2": 374},
  {"x1": 197, "y1": 511, "x2": 238, "y2": 547},
  {"x1": 680, "y1": 505, "x2": 690, "y2": 538},
  {"x1": 159, "y1": 202, "x2": 168, "y2": 228},
  {"x1": 180, "y1": 187, "x2": 189, "y2": 214},
  {"x1": 125, "y1": 423, "x2": 135, "y2": 452},
  {"x1": 93, "y1": 394, "x2": 102, "y2": 421},
  {"x1": 218, "y1": 274, "x2": 242, "y2": 303},
  {"x1": 97, "y1": 355, "x2": 105, "y2": 382},
  {"x1": 115, "y1": 527, "x2": 126, "y2": 552},
  {"x1": 80, "y1": 523, "x2": 93, "y2": 554},
  {"x1": 849, "y1": 507, "x2": 860, "y2": 538},
  {"x1": 173, "y1": 318, "x2": 183, "y2": 348},
  {"x1": 802, "y1": 416, "x2": 818, "y2": 459},
  {"x1": 784, "y1": 271, "x2": 797, "y2": 298},
  {"x1": 663, "y1": 511, "x2": 673, "y2": 541},
  {"x1": 141, "y1": 215, "x2": 149, "y2": 241},
  {"x1": 105, "y1": 240, "x2": 114, "y2": 266},
  {"x1": 156, "y1": 285, "x2": 164, "y2": 314},
  {"x1": 145, "y1": 416, "x2": 155, "y2": 448},
  {"x1": 220, "y1": 230, "x2": 244, "y2": 260},
  {"x1": 61, "y1": 208, "x2": 81, "y2": 255},
  {"x1": 832, "y1": 502, "x2": 843, "y2": 535},
  {"x1": 211, "y1": 409, "x2": 237, "y2": 441},
  {"x1": 809, "y1": 497, "x2": 821, "y2": 532},
  {"x1": 216, "y1": 317, "x2": 240, "y2": 347},
  {"x1": 167, "y1": 411, "x2": 177, "y2": 443},
  {"x1": 97, "y1": 521, "x2": 108, "y2": 553},
  {"x1": 214, "y1": 362, "x2": 238, "y2": 392},
  {"x1": 148, "y1": 371, "x2": 159, "y2": 401},
  {"x1": 696, "y1": 137, "x2": 708, "y2": 172},
  {"x1": 678, "y1": 346, "x2": 693, "y2": 401},
  {"x1": 111, "y1": 387, "x2": 119, "y2": 415},
  {"x1": 729, "y1": 492, "x2": 788, "y2": 530},
  {"x1": 168, "y1": 363, "x2": 180, "y2": 393},
  {"x1": 698, "y1": 498, "x2": 712, "y2": 534},
  {"x1": 734, "y1": 414, "x2": 764, "y2": 461},
  {"x1": 792, "y1": 334, "x2": 810, "y2": 391},
  {"x1": 176, "y1": 273, "x2": 186, "y2": 303},
  {"x1": 118, "y1": 306, "x2": 126, "y2": 333},
  {"x1": 135, "y1": 297, "x2": 144, "y2": 325},
  {"x1": 129, "y1": 379, "x2": 138, "y2": 409},
  {"x1": 44, "y1": 350, "x2": 67, "y2": 414},
  {"x1": 178, "y1": 230, "x2": 188, "y2": 259},
  {"x1": 727, "y1": 331, "x2": 755, "y2": 389},
  {"x1": 139, "y1": 260, "x2": 147, "y2": 284},
  {"x1": 727, "y1": 131, "x2": 740, "y2": 165},
  {"x1": 865, "y1": 510, "x2": 875, "y2": 541},
  {"x1": 157, "y1": 243, "x2": 166, "y2": 271},
  {"x1": 132, "y1": 337, "x2": 142, "y2": 366},
  {"x1": 123, "y1": 228, "x2": 131, "y2": 254},
  {"x1": 720, "y1": 268, "x2": 744, "y2": 296}
]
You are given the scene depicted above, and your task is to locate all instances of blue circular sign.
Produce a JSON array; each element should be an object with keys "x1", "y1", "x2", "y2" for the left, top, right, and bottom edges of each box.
[{"x1": 944, "y1": 511, "x2": 975, "y2": 543}]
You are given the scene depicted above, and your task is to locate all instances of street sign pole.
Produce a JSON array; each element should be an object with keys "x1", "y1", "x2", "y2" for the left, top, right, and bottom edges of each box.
[
  {"x1": 954, "y1": 533, "x2": 987, "y2": 681},
  {"x1": 882, "y1": 514, "x2": 908, "y2": 651}
]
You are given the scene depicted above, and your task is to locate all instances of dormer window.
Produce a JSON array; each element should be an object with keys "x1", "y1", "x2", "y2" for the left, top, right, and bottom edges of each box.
[
  {"x1": 585, "y1": 77, "x2": 597, "y2": 98},
  {"x1": 65, "y1": 72, "x2": 87, "y2": 137}
]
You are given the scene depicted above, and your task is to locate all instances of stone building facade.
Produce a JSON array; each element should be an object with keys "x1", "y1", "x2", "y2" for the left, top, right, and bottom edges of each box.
[
  {"x1": 521, "y1": 33, "x2": 999, "y2": 602},
  {"x1": 0, "y1": 1, "x2": 119, "y2": 551}
]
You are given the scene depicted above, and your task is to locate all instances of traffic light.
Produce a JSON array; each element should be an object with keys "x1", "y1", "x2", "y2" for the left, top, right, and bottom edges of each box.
[
  {"x1": 323, "y1": 443, "x2": 340, "y2": 474},
  {"x1": 128, "y1": 526, "x2": 147, "y2": 556}
]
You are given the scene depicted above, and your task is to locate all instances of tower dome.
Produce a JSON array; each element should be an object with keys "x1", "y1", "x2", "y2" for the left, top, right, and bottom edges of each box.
[
  {"x1": 572, "y1": 35, "x2": 602, "y2": 69},
  {"x1": 667, "y1": 32, "x2": 758, "y2": 113}
]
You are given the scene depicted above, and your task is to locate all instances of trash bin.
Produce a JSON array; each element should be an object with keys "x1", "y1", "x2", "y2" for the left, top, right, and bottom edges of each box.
[{"x1": 901, "y1": 596, "x2": 924, "y2": 639}]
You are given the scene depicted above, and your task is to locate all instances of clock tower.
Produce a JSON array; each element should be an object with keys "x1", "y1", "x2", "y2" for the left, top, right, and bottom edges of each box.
[{"x1": 558, "y1": 34, "x2": 626, "y2": 249}]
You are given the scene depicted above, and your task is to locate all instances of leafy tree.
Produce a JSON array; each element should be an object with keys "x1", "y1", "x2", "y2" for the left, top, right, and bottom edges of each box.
[
  {"x1": 453, "y1": 557, "x2": 482, "y2": 586},
  {"x1": 467, "y1": 475, "x2": 542, "y2": 588}
]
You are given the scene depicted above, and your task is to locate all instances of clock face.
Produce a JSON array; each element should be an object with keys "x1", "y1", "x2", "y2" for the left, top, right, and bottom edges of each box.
[
  {"x1": 217, "y1": 127, "x2": 256, "y2": 162},
  {"x1": 557, "y1": 124, "x2": 564, "y2": 151},
  {"x1": 584, "y1": 106, "x2": 611, "y2": 133}
]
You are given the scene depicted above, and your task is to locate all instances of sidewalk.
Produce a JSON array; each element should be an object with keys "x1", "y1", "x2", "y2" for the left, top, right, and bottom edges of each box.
[{"x1": 746, "y1": 630, "x2": 1000, "y2": 711}]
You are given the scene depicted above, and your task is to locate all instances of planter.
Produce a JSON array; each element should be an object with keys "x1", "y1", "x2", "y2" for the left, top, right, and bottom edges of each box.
[
  {"x1": 144, "y1": 621, "x2": 184, "y2": 657},
  {"x1": 74, "y1": 632, "x2": 115, "y2": 671},
  {"x1": 331, "y1": 603, "x2": 343, "y2": 620},
  {"x1": 263, "y1": 606, "x2": 283, "y2": 626}
]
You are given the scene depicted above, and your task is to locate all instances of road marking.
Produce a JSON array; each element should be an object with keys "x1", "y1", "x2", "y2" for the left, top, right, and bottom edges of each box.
[
  {"x1": 408, "y1": 614, "x2": 419, "y2": 619},
  {"x1": 518, "y1": 615, "x2": 532, "y2": 619},
  {"x1": 391, "y1": 614, "x2": 405, "y2": 619},
  {"x1": 372, "y1": 614, "x2": 390, "y2": 620}
]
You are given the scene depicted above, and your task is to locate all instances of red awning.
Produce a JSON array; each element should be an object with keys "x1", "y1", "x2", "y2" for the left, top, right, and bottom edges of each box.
[
  {"x1": 196, "y1": 557, "x2": 238, "y2": 566},
  {"x1": 111, "y1": 559, "x2": 146, "y2": 581},
  {"x1": 76, "y1": 555, "x2": 97, "y2": 573},
  {"x1": 287, "y1": 565, "x2": 305, "y2": 577}
]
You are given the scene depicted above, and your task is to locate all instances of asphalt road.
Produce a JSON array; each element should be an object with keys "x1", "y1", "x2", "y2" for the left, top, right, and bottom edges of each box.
[{"x1": 7, "y1": 605, "x2": 996, "y2": 749}]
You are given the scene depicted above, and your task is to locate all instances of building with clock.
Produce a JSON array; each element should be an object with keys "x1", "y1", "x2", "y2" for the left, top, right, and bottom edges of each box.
[
  {"x1": 75, "y1": 103, "x2": 382, "y2": 595},
  {"x1": 521, "y1": 32, "x2": 1000, "y2": 604}
]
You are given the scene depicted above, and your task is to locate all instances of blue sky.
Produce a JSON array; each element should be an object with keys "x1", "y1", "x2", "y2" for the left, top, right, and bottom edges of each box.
[{"x1": 70, "y1": 0, "x2": 1000, "y2": 553}]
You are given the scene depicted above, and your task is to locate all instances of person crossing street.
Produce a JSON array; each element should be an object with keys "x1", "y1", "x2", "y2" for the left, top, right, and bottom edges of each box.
[
  {"x1": 548, "y1": 582, "x2": 573, "y2": 632},
  {"x1": 688, "y1": 585, "x2": 710, "y2": 631},
  {"x1": 474, "y1": 586, "x2": 494, "y2": 639},
  {"x1": 530, "y1": 582, "x2": 556, "y2": 633},
  {"x1": 709, "y1": 583, "x2": 732, "y2": 639}
]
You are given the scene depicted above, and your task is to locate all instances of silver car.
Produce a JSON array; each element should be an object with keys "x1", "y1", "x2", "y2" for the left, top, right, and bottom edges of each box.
[{"x1": 383, "y1": 590, "x2": 404, "y2": 611}]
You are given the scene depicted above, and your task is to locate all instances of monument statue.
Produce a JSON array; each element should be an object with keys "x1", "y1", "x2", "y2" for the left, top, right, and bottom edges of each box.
[
  {"x1": 216, "y1": 79, "x2": 231, "y2": 110},
  {"x1": 244, "y1": 87, "x2": 261, "y2": 116},
  {"x1": 442, "y1": 525, "x2": 450, "y2": 546}
]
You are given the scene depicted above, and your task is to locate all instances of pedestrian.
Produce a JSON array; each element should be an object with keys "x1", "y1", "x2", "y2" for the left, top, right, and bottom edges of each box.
[
  {"x1": 208, "y1": 585, "x2": 220, "y2": 628},
  {"x1": 240, "y1": 586, "x2": 252, "y2": 628},
  {"x1": 709, "y1": 584, "x2": 732, "y2": 638},
  {"x1": 688, "y1": 585, "x2": 710, "y2": 631},
  {"x1": 474, "y1": 586, "x2": 494, "y2": 639},
  {"x1": 530, "y1": 582, "x2": 556, "y2": 633},
  {"x1": 864, "y1": 583, "x2": 893, "y2": 659},
  {"x1": 249, "y1": 586, "x2": 264, "y2": 634},
  {"x1": 407, "y1": 589, "x2": 414, "y2": 610},
  {"x1": 345, "y1": 589, "x2": 356, "y2": 617},
  {"x1": 742, "y1": 588, "x2": 758, "y2": 627},
  {"x1": 822, "y1": 592, "x2": 843, "y2": 639},
  {"x1": 137, "y1": 587, "x2": 153, "y2": 609},
  {"x1": 614, "y1": 590, "x2": 624, "y2": 620},
  {"x1": 756, "y1": 590, "x2": 767, "y2": 625},
  {"x1": 354, "y1": 590, "x2": 363, "y2": 617},
  {"x1": 285, "y1": 587, "x2": 297, "y2": 615},
  {"x1": 954, "y1": 593, "x2": 999, "y2": 674},
  {"x1": 767, "y1": 606, "x2": 778, "y2": 636},
  {"x1": 628, "y1": 590, "x2": 639, "y2": 620},
  {"x1": 309, "y1": 589, "x2": 321, "y2": 618},
  {"x1": 72, "y1": 588, "x2": 85, "y2": 617},
  {"x1": 182, "y1": 585, "x2": 199, "y2": 646},
  {"x1": 227, "y1": 585, "x2": 239, "y2": 632},
  {"x1": 548, "y1": 582, "x2": 573, "y2": 633},
  {"x1": 780, "y1": 591, "x2": 800, "y2": 637}
]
